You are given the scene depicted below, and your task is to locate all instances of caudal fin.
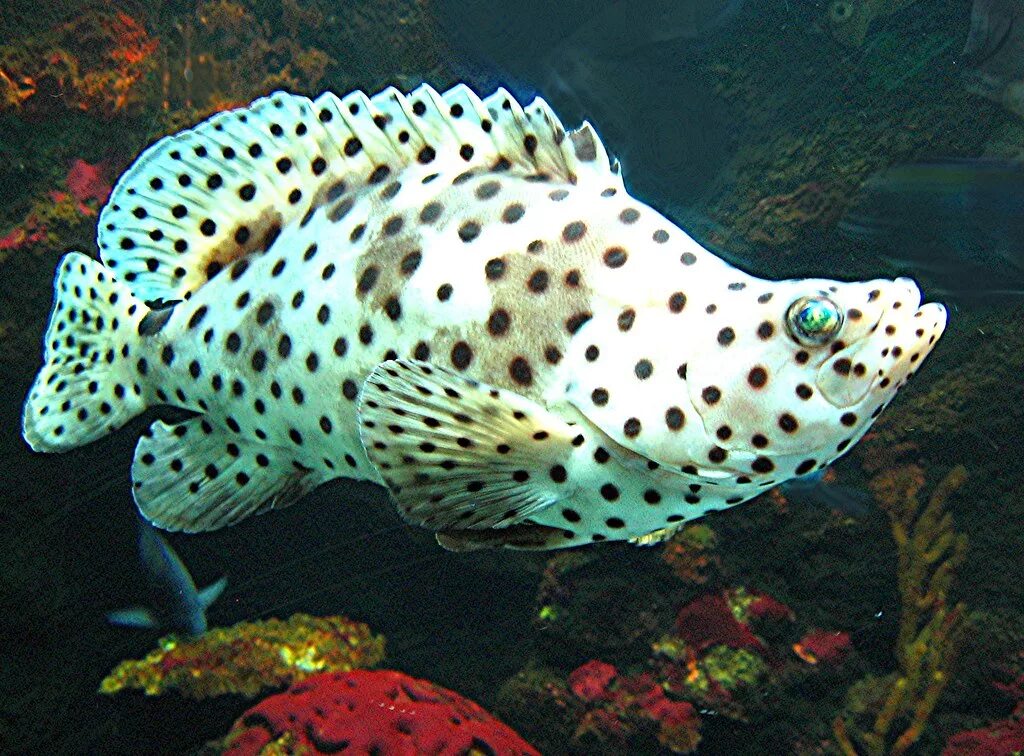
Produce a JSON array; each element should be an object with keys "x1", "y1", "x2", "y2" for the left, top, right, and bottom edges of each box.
[{"x1": 23, "y1": 252, "x2": 150, "y2": 452}]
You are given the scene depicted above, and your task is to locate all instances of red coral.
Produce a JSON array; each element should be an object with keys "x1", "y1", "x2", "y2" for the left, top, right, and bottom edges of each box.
[
  {"x1": 792, "y1": 630, "x2": 853, "y2": 665},
  {"x1": 748, "y1": 592, "x2": 795, "y2": 623},
  {"x1": 0, "y1": 224, "x2": 45, "y2": 251},
  {"x1": 674, "y1": 592, "x2": 765, "y2": 654},
  {"x1": 576, "y1": 707, "x2": 627, "y2": 740},
  {"x1": 566, "y1": 662, "x2": 701, "y2": 753},
  {"x1": 568, "y1": 660, "x2": 618, "y2": 703},
  {"x1": 944, "y1": 668, "x2": 1024, "y2": 755},
  {"x1": 65, "y1": 159, "x2": 111, "y2": 215},
  {"x1": 222, "y1": 670, "x2": 538, "y2": 756},
  {"x1": 107, "y1": 12, "x2": 156, "y2": 67},
  {"x1": 943, "y1": 713, "x2": 1024, "y2": 755}
]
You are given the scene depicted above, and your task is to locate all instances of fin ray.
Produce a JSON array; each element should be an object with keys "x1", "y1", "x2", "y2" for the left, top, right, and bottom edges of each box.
[
  {"x1": 357, "y1": 360, "x2": 581, "y2": 530},
  {"x1": 133, "y1": 418, "x2": 321, "y2": 532},
  {"x1": 99, "y1": 85, "x2": 620, "y2": 303},
  {"x1": 22, "y1": 252, "x2": 149, "y2": 452}
]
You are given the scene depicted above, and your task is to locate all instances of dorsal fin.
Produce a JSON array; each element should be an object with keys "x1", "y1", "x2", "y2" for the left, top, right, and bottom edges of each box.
[{"x1": 97, "y1": 84, "x2": 622, "y2": 305}]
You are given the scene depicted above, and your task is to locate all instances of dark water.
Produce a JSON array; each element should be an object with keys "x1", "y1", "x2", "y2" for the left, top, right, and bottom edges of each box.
[{"x1": 2, "y1": 0, "x2": 1023, "y2": 753}]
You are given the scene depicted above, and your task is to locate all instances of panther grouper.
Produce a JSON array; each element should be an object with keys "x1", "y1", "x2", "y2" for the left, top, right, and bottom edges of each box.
[{"x1": 21, "y1": 84, "x2": 947, "y2": 550}]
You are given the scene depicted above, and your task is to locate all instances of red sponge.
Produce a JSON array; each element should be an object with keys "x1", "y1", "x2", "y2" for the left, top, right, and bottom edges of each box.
[{"x1": 223, "y1": 669, "x2": 539, "y2": 755}]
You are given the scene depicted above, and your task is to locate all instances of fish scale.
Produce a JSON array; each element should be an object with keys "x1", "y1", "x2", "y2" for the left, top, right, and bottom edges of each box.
[{"x1": 22, "y1": 83, "x2": 947, "y2": 550}]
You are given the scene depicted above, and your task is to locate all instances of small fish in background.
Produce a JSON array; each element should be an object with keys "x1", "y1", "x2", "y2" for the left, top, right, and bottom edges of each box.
[
  {"x1": 960, "y1": 0, "x2": 1024, "y2": 117},
  {"x1": 838, "y1": 159, "x2": 1024, "y2": 300},
  {"x1": 555, "y1": 0, "x2": 746, "y2": 56},
  {"x1": 778, "y1": 467, "x2": 873, "y2": 519},
  {"x1": 106, "y1": 517, "x2": 226, "y2": 636},
  {"x1": 823, "y1": 0, "x2": 920, "y2": 47}
]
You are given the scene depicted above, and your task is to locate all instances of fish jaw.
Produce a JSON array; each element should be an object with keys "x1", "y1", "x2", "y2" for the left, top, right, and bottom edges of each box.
[
  {"x1": 682, "y1": 275, "x2": 947, "y2": 481},
  {"x1": 816, "y1": 277, "x2": 947, "y2": 410}
]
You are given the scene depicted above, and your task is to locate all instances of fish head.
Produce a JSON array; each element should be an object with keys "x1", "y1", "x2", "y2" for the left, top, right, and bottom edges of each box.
[
  {"x1": 566, "y1": 262, "x2": 945, "y2": 485},
  {"x1": 682, "y1": 276, "x2": 947, "y2": 478},
  {"x1": 824, "y1": 0, "x2": 872, "y2": 47}
]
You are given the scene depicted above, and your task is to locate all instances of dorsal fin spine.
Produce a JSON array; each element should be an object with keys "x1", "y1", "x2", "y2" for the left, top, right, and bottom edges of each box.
[{"x1": 98, "y1": 84, "x2": 620, "y2": 305}]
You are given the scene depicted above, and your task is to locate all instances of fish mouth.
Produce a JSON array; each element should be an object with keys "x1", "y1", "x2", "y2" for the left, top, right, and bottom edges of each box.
[
  {"x1": 874, "y1": 278, "x2": 948, "y2": 389},
  {"x1": 817, "y1": 278, "x2": 947, "y2": 407}
]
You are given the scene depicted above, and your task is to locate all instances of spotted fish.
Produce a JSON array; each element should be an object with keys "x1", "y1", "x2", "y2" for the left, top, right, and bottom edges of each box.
[{"x1": 21, "y1": 84, "x2": 947, "y2": 550}]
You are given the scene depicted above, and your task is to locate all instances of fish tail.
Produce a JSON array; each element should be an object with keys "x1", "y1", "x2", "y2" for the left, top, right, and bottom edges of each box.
[{"x1": 23, "y1": 251, "x2": 151, "y2": 452}]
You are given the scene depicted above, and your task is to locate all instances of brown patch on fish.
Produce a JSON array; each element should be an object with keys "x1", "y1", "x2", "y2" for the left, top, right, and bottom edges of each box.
[{"x1": 199, "y1": 207, "x2": 284, "y2": 286}]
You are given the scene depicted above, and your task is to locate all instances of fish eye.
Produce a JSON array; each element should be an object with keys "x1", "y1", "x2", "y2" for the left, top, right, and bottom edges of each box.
[
  {"x1": 786, "y1": 295, "x2": 844, "y2": 346},
  {"x1": 829, "y1": 1, "x2": 853, "y2": 22}
]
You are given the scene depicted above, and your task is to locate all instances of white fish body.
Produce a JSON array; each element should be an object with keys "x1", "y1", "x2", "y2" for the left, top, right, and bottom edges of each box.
[{"x1": 22, "y1": 84, "x2": 947, "y2": 550}]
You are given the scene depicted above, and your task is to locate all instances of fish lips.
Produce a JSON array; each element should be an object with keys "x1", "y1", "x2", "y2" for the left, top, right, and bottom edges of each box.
[{"x1": 816, "y1": 279, "x2": 947, "y2": 408}]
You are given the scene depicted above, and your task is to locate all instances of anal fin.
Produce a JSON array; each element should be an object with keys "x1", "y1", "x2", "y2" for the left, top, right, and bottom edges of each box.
[
  {"x1": 357, "y1": 360, "x2": 581, "y2": 530},
  {"x1": 436, "y1": 524, "x2": 573, "y2": 552},
  {"x1": 133, "y1": 418, "x2": 321, "y2": 532}
]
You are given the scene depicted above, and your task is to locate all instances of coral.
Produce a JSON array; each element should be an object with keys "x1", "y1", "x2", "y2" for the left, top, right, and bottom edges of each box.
[
  {"x1": 566, "y1": 661, "x2": 701, "y2": 754},
  {"x1": 696, "y1": 645, "x2": 769, "y2": 697},
  {"x1": 834, "y1": 465, "x2": 969, "y2": 755},
  {"x1": 654, "y1": 635, "x2": 769, "y2": 714},
  {"x1": 0, "y1": 223, "x2": 47, "y2": 253},
  {"x1": 673, "y1": 590, "x2": 767, "y2": 654},
  {"x1": 217, "y1": 669, "x2": 538, "y2": 756},
  {"x1": 0, "y1": 159, "x2": 110, "y2": 262},
  {"x1": 568, "y1": 660, "x2": 618, "y2": 703},
  {"x1": 944, "y1": 660, "x2": 1024, "y2": 755},
  {"x1": 943, "y1": 715, "x2": 1024, "y2": 756},
  {"x1": 793, "y1": 630, "x2": 853, "y2": 666},
  {"x1": 99, "y1": 613, "x2": 385, "y2": 699},
  {"x1": 661, "y1": 524, "x2": 720, "y2": 584},
  {"x1": 748, "y1": 592, "x2": 797, "y2": 624},
  {"x1": 651, "y1": 588, "x2": 790, "y2": 715},
  {"x1": 0, "y1": 10, "x2": 158, "y2": 118},
  {"x1": 63, "y1": 158, "x2": 110, "y2": 214},
  {"x1": 745, "y1": 180, "x2": 849, "y2": 246}
]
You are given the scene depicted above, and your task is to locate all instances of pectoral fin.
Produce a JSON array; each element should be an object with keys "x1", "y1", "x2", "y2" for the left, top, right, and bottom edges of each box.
[
  {"x1": 357, "y1": 360, "x2": 581, "y2": 531},
  {"x1": 436, "y1": 523, "x2": 574, "y2": 552}
]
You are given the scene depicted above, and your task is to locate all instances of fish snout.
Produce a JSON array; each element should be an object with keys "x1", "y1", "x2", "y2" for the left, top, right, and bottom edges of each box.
[
  {"x1": 870, "y1": 283, "x2": 947, "y2": 394},
  {"x1": 815, "y1": 279, "x2": 945, "y2": 407}
]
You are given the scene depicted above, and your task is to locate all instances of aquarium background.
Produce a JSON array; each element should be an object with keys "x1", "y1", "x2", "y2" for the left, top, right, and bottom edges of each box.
[{"x1": 1, "y1": 0, "x2": 1023, "y2": 753}]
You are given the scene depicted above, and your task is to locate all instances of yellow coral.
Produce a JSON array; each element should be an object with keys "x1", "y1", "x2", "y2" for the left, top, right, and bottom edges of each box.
[
  {"x1": 661, "y1": 524, "x2": 719, "y2": 584},
  {"x1": 100, "y1": 613, "x2": 385, "y2": 699},
  {"x1": 834, "y1": 465, "x2": 969, "y2": 756}
]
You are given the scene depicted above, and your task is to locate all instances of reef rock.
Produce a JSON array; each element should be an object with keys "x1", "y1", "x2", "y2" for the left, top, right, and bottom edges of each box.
[{"x1": 100, "y1": 613, "x2": 385, "y2": 699}]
